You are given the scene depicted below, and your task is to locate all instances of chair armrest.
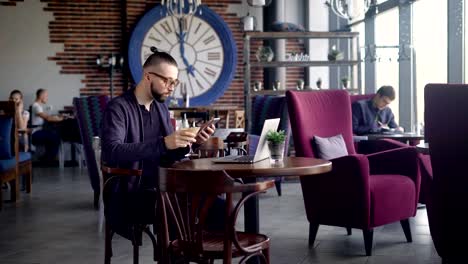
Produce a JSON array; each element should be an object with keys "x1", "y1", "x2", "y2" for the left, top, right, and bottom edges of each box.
[
  {"x1": 101, "y1": 165, "x2": 142, "y2": 176},
  {"x1": 302, "y1": 154, "x2": 370, "y2": 193},
  {"x1": 366, "y1": 147, "x2": 419, "y2": 184},
  {"x1": 358, "y1": 138, "x2": 408, "y2": 154},
  {"x1": 230, "y1": 180, "x2": 275, "y2": 253},
  {"x1": 101, "y1": 165, "x2": 143, "y2": 194}
]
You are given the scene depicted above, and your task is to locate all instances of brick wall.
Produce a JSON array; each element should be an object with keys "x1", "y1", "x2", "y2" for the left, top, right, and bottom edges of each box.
[
  {"x1": 3, "y1": 0, "x2": 304, "y2": 110},
  {"x1": 0, "y1": 0, "x2": 23, "y2": 6},
  {"x1": 42, "y1": 0, "x2": 124, "y2": 96},
  {"x1": 39, "y1": 0, "x2": 252, "y2": 108}
]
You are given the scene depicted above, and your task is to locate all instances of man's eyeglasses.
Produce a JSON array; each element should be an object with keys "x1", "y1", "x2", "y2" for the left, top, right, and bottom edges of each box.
[{"x1": 147, "y1": 71, "x2": 180, "y2": 88}]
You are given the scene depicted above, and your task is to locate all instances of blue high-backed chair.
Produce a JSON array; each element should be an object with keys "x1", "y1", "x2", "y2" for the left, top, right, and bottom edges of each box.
[
  {"x1": 73, "y1": 95, "x2": 109, "y2": 209},
  {"x1": 249, "y1": 95, "x2": 291, "y2": 196},
  {"x1": 0, "y1": 101, "x2": 32, "y2": 210}
]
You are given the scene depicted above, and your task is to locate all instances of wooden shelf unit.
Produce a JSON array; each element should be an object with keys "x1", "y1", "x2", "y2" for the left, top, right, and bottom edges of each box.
[{"x1": 243, "y1": 31, "x2": 362, "y2": 131}]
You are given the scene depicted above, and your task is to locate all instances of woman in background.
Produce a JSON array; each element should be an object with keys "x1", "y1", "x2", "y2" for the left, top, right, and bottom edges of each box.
[{"x1": 9, "y1": 89, "x2": 30, "y2": 151}]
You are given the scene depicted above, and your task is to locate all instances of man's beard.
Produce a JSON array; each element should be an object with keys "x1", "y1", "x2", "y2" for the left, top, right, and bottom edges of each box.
[{"x1": 150, "y1": 83, "x2": 167, "y2": 103}]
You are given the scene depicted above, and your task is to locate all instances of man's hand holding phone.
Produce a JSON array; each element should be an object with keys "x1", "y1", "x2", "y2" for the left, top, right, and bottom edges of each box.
[{"x1": 194, "y1": 117, "x2": 219, "y2": 144}]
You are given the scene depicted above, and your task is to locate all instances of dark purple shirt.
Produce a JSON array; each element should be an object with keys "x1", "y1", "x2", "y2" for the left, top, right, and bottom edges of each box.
[
  {"x1": 352, "y1": 99, "x2": 398, "y2": 135},
  {"x1": 140, "y1": 103, "x2": 163, "y2": 189},
  {"x1": 101, "y1": 88, "x2": 188, "y2": 190}
]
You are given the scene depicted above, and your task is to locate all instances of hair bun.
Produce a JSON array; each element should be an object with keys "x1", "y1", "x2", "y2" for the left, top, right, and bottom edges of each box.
[{"x1": 150, "y1": 46, "x2": 159, "y2": 53}]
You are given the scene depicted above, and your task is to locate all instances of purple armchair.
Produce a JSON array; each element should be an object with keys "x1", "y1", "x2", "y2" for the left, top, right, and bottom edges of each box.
[
  {"x1": 286, "y1": 90, "x2": 420, "y2": 256},
  {"x1": 350, "y1": 93, "x2": 374, "y2": 104},
  {"x1": 424, "y1": 84, "x2": 468, "y2": 262},
  {"x1": 350, "y1": 94, "x2": 429, "y2": 204}
]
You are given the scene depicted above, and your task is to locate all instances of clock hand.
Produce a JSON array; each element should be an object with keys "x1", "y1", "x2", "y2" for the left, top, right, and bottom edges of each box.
[
  {"x1": 178, "y1": 18, "x2": 195, "y2": 77},
  {"x1": 180, "y1": 40, "x2": 196, "y2": 77}
]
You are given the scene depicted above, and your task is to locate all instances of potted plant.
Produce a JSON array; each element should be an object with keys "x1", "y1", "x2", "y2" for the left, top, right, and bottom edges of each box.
[
  {"x1": 256, "y1": 46, "x2": 274, "y2": 62},
  {"x1": 341, "y1": 76, "x2": 349, "y2": 89},
  {"x1": 327, "y1": 45, "x2": 344, "y2": 61},
  {"x1": 316, "y1": 77, "x2": 322, "y2": 89},
  {"x1": 266, "y1": 130, "x2": 286, "y2": 162},
  {"x1": 296, "y1": 79, "x2": 305, "y2": 90}
]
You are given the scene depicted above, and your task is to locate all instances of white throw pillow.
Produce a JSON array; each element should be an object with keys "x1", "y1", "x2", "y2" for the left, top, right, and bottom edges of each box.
[{"x1": 313, "y1": 134, "x2": 348, "y2": 160}]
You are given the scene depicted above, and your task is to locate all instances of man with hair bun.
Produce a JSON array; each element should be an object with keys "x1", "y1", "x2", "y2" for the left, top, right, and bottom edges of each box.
[{"x1": 101, "y1": 47, "x2": 217, "y2": 237}]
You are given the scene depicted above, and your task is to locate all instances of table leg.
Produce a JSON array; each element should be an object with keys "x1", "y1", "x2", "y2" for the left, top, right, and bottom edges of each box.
[{"x1": 242, "y1": 177, "x2": 260, "y2": 264}]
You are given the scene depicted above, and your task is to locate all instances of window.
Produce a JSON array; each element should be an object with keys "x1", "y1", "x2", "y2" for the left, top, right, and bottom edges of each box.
[
  {"x1": 375, "y1": 8, "x2": 400, "y2": 123},
  {"x1": 350, "y1": 21, "x2": 365, "y2": 93},
  {"x1": 413, "y1": 0, "x2": 447, "y2": 126}
]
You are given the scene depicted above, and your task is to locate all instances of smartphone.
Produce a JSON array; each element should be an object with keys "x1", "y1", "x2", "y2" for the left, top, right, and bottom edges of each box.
[{"x1": 198, "y1": 117, "x2": 220, "y2": 134}]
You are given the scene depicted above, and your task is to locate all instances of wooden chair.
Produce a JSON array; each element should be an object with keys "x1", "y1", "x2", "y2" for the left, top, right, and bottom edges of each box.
[
  {"x1": 0, "y1": 101, "x2": 19, "y2": 210},
  {"x1": 96, "y1": 136, "x2": 160, "y2": 264},
  {"x1": 225, "y1": 132, "x2": 248, "y2": 156},
  {"x1": 99, "y1": 160, "x2": 160, "y2": 264},
  {"x1": 0, "y1": 101, "x2": 32, "y2": 210},
  {"x1": 234, "y1": 110, "x2": 245, "y2": 129},
  {"x1": 213, "y1": 109, "x2": 230, "y2": 128},
  {"x1": 197, "y1": 137, "x2": 226, "y2": 158},
  {"x1": 18, "y1": 145, "x2": 32, "y2": 194},
  {"x1": 158, "y1": 168, "x2": 273, "y2": 264}
]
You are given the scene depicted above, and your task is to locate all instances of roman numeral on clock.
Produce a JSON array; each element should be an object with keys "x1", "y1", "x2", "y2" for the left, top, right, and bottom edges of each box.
[
  {"x1": 148, "y1": 34, "x2": 161, "y2": 44},
  {"x1": 161, "y1": 21, "x2": 172, "y2": 34},
  {"x1": 196, "y1": 80, "x2": 204, "y2": 90},
  {"x1": 179, "y1": 17, "x2": 188, "y2": 32},
  {"x1": 194, "y1": 22, "x2": 202, "y2": 34},
  {"x1": 203, "y1": 35, "x2": 215, "y2": 45},
  {"x1": 207, "y1": 52, "x2": 220, "y2": 61},
  {"x1": 204, "y1": 67, "x2": 216, "y2": 77}
]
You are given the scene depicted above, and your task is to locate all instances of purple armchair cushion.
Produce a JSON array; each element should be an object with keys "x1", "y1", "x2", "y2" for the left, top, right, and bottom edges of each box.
[
  {"x1": 313, "y1": 134, "x2": 348, "y2": 160},
  {"x1": 370, "y1": 175, "x2": 416, "y2": 227}
]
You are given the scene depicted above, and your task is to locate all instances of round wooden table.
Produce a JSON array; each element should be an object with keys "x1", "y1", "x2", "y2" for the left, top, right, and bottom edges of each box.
[
  {"x1": 173, "y1": 156, "x2": 331, "y2": 178},
  {"x1": 173, "y1": 157, "x2": 331, "y2": 241},
  {"x1": 173, "y1": 157, "x2": 331, "y2": 264}
]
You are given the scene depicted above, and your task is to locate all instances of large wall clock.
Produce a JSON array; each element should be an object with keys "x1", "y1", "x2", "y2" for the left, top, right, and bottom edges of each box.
[{"x1": 128, "y1": 5, "x2": 237, "y2": 106}]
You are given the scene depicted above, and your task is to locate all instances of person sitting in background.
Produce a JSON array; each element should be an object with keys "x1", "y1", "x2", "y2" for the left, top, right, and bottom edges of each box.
[
  {"x1": 30, "y1": 88, "x2": 63, "y2": 162},
  {"x1": 9, "y1": 90, "x2": 30, "y2": 151},
  {"x1": 352, "y1": 85, "x2": 404, "y2": 135}
]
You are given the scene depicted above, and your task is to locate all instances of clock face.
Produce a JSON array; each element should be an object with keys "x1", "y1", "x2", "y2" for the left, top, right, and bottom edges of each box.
[
  {"x1": 140, "y1": 15, "x2": 224, "y2": 99},
  {"x1": 128, "y1": 5, "x2": 236, "y2": 106}
]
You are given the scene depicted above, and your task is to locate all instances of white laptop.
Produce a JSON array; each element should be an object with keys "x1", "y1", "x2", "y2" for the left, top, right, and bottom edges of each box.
[{"x1": 212, "y1": 118, "x2": 280, "y2": 164}]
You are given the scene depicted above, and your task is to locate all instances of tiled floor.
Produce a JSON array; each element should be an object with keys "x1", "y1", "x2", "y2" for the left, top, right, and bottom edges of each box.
[{"x1": 0, "y1": 167, "x2": 441, "y2": 263}]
